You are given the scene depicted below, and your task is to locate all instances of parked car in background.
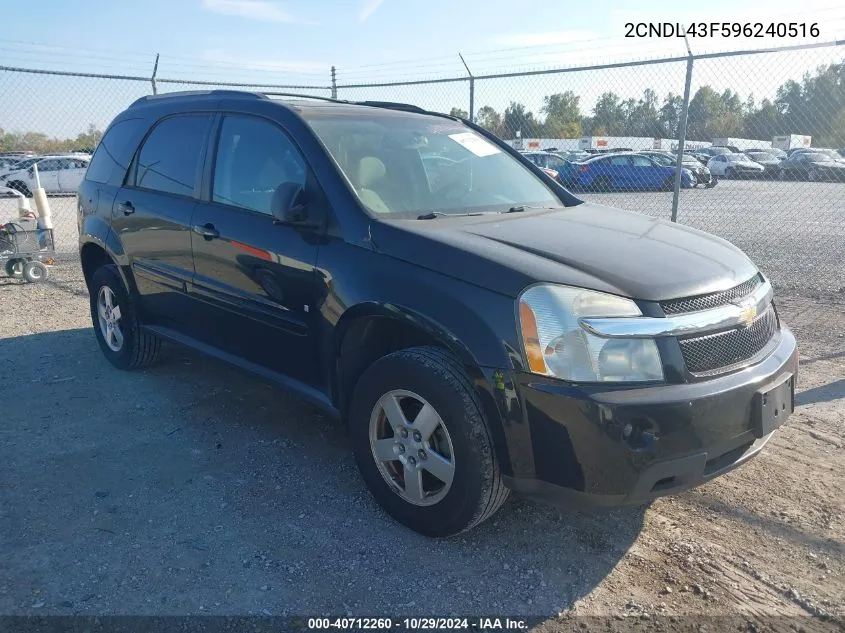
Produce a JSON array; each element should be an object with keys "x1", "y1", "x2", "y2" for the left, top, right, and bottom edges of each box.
[
  {"x1": 561, "y1": 152, "x2": 695, "y2": 191},
  {"x1": 0, "y1": 157, "x2": 25, "y2": 175},
  {"x1": 777, "y1": 152, "x2": 845, "y2": 181},
  {"x1": 696, "y1": 146, "x2": 731, "y2": 160},
  {"x1": 767, "y1": 147, "x2": 788, "y2": 160},
  {"x1": 520, "y1": 151, "x2": 570, "y2": 173},
  {"x1": 743, "y1": 151, "x2": 782, "y2": 179},
  {"x1": 706, "y1": 153, "x2": 765, "y2": 179},
  {"x1": 637, "y1": 151, "x2": 715, "y2": 187},
  {"x1": 77, "y1": 90, "x2": 797, "y2": 537},
  {"x1": 0, "y1": 155, "x2": 91, "y2": 196}
]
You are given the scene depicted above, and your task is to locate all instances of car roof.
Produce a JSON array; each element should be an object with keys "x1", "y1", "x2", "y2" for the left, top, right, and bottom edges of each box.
[{"x1": 126, "y1": 89, "x2": 454, "y2": 122}]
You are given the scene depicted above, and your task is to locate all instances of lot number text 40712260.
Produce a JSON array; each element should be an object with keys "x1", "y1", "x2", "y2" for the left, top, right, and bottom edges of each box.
[{"x1": 306, "y1": 617, "x2": 528, "y2": 630}]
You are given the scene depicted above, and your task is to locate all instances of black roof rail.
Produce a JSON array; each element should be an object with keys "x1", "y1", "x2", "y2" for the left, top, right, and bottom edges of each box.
[
  {"x1": 263, "y1": 91, "x2": 349, "y2": 103},
  {"x1": 353, "y1": 101, "x2": 432, "y2": 114},
  {"x1": 128, "y1": 89, "x2": 267, "y2": 109}
]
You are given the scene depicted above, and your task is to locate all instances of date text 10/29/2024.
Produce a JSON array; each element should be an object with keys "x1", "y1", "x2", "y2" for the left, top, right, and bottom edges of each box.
[
  {"x1": 307, "y1": 618, "x2": 528, "y2": 631},
  {"x1": 625, "y1": 22, "x2": 820, "y2": 38}
]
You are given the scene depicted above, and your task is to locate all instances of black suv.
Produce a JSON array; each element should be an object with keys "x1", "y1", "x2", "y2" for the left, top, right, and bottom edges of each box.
[{"x1": 78, "y1": 91, "x2": 797, "y2": 537}]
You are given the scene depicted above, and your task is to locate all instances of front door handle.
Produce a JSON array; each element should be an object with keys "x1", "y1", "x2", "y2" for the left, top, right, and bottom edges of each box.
[
  {"x1": 192, "y1": 223, "x2": 219, "y2": 240},
  {"x1": 118, "y1": 201, "x2": 135, "y2": 215}
]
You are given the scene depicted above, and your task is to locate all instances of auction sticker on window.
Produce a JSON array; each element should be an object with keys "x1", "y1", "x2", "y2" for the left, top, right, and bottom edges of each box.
[{"x1": 448, "y1": 131, "x2": 501, "y2": 157}]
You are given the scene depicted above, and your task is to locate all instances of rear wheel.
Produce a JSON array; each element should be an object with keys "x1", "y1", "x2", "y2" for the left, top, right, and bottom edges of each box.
[
  {"x1": 4, "y1": 259, "x2": 24, "y2": 278},
  {"x1": 22, "y1": 261, "x2": 47, "y2": 283},
  {"x1": 8, "y1": 181, "x2": 31, "y2": 197},
  {"x1": 350, "y1": 346, "x2": 509, "y2": 537},
  {"x1": 89, "y1": 264, "x2": 160, "y2": 370},
  {"x1": 593, "y1": 176, "x2": 612, "y2": 192}
]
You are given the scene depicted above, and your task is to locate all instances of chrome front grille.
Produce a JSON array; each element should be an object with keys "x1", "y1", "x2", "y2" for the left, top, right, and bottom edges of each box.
[
  {"x1": 660, "y1": 275, "x2": 762, "y2": 315},
  {"x1": 678, "y1": 305, "x2": 778, "y2": 375}
]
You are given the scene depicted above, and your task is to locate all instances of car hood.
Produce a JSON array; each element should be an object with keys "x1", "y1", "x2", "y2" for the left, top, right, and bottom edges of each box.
[
  {"x1": 814, "y1": 161, "x2": 845, "y2": 168},
  {"x1": 373, "y1": 203, "x2": 759, "y2": 301}
]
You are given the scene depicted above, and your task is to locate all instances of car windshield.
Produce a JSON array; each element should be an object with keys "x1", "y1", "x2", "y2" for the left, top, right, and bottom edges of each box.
[
  {"x1": 725, "y1": 153, "x2": 748, "y2": 162},
  {"x1": 303, "y1": 110, "x2": 564, "y2": 217},
  {"x1": 10, "y1": 157, "x2": 40, "y2": 170},
  {"x1": 748, "y1": 152, "x2": 774, "y2": 161},
  {"x1": 805, "y1": 153, "x2": 833, "y2": 163},
  {"x1": 646, "y1": 153, "x2": 673, "y2": 165}
]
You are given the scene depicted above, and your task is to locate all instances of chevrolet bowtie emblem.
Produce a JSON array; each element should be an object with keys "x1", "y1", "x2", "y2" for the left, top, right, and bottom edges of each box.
[{"x1": 735, "y1": 301, "x2": 757, "y2": 326}]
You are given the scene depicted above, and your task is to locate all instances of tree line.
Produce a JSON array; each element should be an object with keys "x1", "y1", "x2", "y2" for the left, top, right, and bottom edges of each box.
[
  {"x1": 0, "y1": 123, "x2": 102, "y2": 154},
  {"x1": 450, "y1": 60, "x2": 844, "y2": 147}
]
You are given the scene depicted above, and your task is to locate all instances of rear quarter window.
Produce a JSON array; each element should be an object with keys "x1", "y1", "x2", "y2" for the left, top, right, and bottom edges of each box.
[{"x1": 85, "y1": 118, "x2": 143, "y2": 184}]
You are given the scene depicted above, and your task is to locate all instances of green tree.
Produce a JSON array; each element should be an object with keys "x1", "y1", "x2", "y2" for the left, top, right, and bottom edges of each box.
[
  {"x1": 541, "y1": 91, "x2": 582, "y2": 138},
  {"x1": 591, "y1": 92, "x2": 625, "y2": 135},
  {"x1": 502, "y1": 101, "x2": 539, "y2": 139},
  {"x1": 475, "y1": 105, "x2": 503, "y2": 137},
  {"x1": 449, "y1": 107, "x2": 469, "y2": 119}
]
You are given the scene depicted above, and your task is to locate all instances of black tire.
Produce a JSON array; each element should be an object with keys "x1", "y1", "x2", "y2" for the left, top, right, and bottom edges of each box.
[
  {"x1": 4, "y1": 259, "x2": 24, "y2": 278},
  {"x1": 349, "y1": 346, "x2": 509, "y2": 537},
  {"x1": 22, "y1": 261, "x2": 47, "y2": 283},
  {"x1": 594, "y1": 176, "x2": 612, "y2": 192},
  {"x1": 8, "y1": 181, "x2": 32, "y2": 197},
  {"x1": 89, "y1": 264, "x2": 161, "y2": 370}
]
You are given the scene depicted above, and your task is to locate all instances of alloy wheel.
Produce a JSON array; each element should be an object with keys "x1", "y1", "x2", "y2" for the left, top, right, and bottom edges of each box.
[
  {"x1": 97, "y1": 286, "x2": 124, "y2": 352},
  {"x1": 369, "y1": 389, "x2": 456, "y2": 507}
]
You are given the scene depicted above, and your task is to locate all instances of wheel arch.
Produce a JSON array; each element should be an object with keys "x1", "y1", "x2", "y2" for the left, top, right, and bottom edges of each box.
[
  {"x1": 331, "y1": 303, "x2": 513, "y2": 476},
  {"x1": 79, "y1": 216, "x2": 131, "y2": 293}
]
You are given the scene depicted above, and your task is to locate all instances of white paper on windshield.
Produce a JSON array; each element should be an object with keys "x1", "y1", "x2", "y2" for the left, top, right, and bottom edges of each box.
[{"x1": 448, "y1": 132, "x2": 501, "y2": 157}]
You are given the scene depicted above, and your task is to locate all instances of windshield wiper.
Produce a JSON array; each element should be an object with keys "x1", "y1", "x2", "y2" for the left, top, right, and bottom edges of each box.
[
  {"x1": 502, "y1": 205, "x2": 560, "y2": 214},
  {"x1": 416, "y1": 211, "x2": 486, "y2": 220}
]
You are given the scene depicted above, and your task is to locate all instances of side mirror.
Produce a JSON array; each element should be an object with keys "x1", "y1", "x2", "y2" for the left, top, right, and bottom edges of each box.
[{"x1": 271, "y1": 182, "x2": 312, "y2": 226}]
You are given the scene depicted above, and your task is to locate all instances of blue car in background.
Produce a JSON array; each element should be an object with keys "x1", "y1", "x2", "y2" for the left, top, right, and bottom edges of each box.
[{"x1": 560, "y1": 152, "x2": 695, "y2": 192}]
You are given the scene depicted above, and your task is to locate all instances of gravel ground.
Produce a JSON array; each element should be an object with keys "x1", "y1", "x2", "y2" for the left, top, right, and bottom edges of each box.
[{"x1": 0, "y1": 254, "x2": 843, "y2": 631}]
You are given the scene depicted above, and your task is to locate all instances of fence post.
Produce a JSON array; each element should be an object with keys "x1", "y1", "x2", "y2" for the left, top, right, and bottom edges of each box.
[
  {"x1": 459, "y1": 53, "x2": 474, "y2": 121},
  {"x1": 331, "y1": 65, "x2": 337, "y2": 99},
  {"x1": 671, "y1": 43, "x2": 694, "y2": 223},
  {"x1": 151, "y1": 53, "x2": 160, "y2": 95}
]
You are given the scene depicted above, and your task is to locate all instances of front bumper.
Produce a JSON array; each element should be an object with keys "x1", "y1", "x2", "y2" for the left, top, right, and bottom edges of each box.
[{"x1": 492, "y1": 326, "x2": 798, "y2": 508}]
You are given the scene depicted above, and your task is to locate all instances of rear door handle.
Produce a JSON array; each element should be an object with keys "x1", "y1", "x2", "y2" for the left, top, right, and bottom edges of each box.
[
  {"x1": 118, "y1": 201, "x2": 135, "y2": 215},
  {"x1": 192, "y1": 223, "x2": 219, "y2": 240}
]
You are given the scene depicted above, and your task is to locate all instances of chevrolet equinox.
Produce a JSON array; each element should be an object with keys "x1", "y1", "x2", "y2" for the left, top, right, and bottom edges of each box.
[{"x1": 77, "y1": 91, "x2": 798, "y2": 537}]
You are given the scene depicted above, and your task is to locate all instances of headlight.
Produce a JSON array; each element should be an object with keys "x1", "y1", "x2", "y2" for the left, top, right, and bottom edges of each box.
[{"x1": 518, "y1": 284, "x2": 664, "y2": 382}]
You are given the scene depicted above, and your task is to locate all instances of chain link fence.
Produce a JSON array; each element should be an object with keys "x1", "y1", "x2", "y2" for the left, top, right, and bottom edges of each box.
[{"x1": 1, "y1": 40, "x2": 843, "y2": 292}]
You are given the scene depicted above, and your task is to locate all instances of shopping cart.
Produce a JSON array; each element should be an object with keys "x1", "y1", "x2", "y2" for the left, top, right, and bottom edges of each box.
[{"x1": 0, "y1": 222, "x2": 55, "y2": 283}]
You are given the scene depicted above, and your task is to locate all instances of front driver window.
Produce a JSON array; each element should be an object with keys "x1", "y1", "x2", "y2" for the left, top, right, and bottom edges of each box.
[{"x1": 212, "y1": 115, "x2": 306, "y2": 215}]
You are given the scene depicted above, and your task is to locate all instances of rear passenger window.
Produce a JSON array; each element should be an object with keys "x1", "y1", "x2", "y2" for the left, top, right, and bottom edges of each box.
[
  {"x1": 133, "y1": 114, "x2": 210, "y2": 197},
  {"x1": 212, "y1": 115, "x2": 306, "y2": 214},
  {"x1": 86, "y1": 118, "x2": 142, "y2": 184}
]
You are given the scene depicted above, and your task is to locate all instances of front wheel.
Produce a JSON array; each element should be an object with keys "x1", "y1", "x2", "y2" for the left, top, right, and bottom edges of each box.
[
  {"x1": 23, "y1": 261, "x2": 47, "y2": 283},
  {"x1": 89, "y1": 264, "x2": 161, "y2": 370},
  {"x1": 350, "y1": 346, "x2": 509, "y2": 537}
]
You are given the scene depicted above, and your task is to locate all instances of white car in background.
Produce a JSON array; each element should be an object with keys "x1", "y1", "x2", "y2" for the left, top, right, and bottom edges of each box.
[
  {"x1": 0, "y1": 155, "x2": 90, "y2": 196},
  {"x1": 706, "y1": 152, "x2": 765, "y2": 179}
]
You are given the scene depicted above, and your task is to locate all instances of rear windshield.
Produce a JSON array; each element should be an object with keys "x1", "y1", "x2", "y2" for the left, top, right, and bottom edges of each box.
[{"x1": 302, "y1": 111, "x2": 564, "y2": 218}]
